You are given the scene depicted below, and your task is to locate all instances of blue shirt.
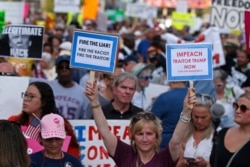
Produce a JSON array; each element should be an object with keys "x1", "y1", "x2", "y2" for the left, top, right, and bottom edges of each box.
[{"x1": 30, "y1": 151, "x2": 83, "y2": 167}]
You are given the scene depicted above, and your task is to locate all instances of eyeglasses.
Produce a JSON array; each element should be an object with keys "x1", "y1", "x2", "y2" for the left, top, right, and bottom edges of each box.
[
  {"x1": 57, "y1": 65, "x2": 70, "y2": 70},
  {"x1": 0, "y1": 72, "x2": 15, "y2": 76},
  {"x1": 138, "y1": 75, "x2": 153, "y2": 81},
  {"x1": 233, "y1": 103, "x2": 250, "y2": 113},
  {"x1": 132, "y1": 112, "x2": 156, "y2": 124},
  {"x1": 196, "y1": 93, "x2": 214, "y2": 105},
  {"x1": 21, "y1": 92, "x2": 41, "y2": 101}
]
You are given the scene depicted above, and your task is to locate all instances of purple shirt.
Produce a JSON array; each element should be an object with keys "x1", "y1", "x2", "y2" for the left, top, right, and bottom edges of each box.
[{"x1": 111, "y1": 140, "x2": 178, "y2": 167}]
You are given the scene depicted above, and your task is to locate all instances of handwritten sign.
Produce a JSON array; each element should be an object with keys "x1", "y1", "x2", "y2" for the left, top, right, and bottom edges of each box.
[
  {"x1": 166, "y1": 43, "x2": 213, "y2": 81},
  {"x1": 70, "y1": 31, "x2": 119, "y2": 73}
]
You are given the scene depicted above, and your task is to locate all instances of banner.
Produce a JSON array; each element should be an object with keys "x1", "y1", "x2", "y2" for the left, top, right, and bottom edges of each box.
[
  {"x1": 0, "y1": 25, "x2": 44, "y2": 59},
  {"x1": 0, "y1": 2, "x2": 24, "y2": 24},
  {"x1": 245, "y1": 11, "x2": 250, "y2": 54},
  {"x1": 210, "y1": 0, "x2": 250, "y2": 31}
]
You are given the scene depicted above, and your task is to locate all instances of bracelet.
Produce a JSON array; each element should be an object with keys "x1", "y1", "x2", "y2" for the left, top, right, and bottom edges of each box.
[
  {"x1": 91, "y1": 103, "x2": 101, "y2": 109},
  {"x1": 180, "y1": 112, "x2": 191, "y2": 123}
]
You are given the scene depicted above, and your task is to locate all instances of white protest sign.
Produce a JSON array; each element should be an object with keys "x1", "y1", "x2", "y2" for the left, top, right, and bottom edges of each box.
[
  {"x1": 125, "y1": 2, "x2": 157, "y2": 19},
  {"x1": 0, "y1": 2, "x2": 24, "y2": 24},
  {"x1": 166, "y1": 43, "x2": 213, "y2": 81},
  {"x1": 210, "y1": 0, "x2": 250, "y2": 30},
  {"x1": 70, "y1": 120, "x2": 130, "y2": 166},
  {"x1": 54, "y1": 0, "x2": 80, "y2": 13},
  {"x1": 0, "y1": 76, "x2": 29, "y2": 119},
  {"x1": 71, "y1": 31, "x2": 119, "y2": 73}
]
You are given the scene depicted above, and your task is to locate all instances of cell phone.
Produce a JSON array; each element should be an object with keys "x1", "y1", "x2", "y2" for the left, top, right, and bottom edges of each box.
[{"x1": 184, "y1": 157, "x2": 196, "y2": 161}]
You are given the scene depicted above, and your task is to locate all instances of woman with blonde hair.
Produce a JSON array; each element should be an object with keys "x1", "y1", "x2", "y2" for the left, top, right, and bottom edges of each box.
[
  {"x1": 85, "y1": 80, "x2": 196, "y2": 166},
  {"x1": 177, "y1": 93, "x2": 214, "y2": 167}
]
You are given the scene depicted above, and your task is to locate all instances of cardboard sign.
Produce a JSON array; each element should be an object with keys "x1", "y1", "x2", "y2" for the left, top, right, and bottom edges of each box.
[
  {"x1": 166, "y1": 43, "x2": 213, "y2": 81},
  {"x1": 0, "y1": 25, "x2": 44, "y2": 59},
  {"x1": 71, "y1": 31, "x2": 119, "y2": 73}
]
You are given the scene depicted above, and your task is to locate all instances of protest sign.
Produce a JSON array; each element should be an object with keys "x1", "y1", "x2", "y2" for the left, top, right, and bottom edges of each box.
[
  {"x1": 166, "y1": 43, "x2": 213, "y2": 81},
  {"x1": 210, "y1": 0, "x2": 250, "y2": 31},
  {"x1": 70, "y1": 120, "x2": 129, "y2": 166},
  {"x1": 54, "y1": 0, "x2": 80, "y2": 13},
  {"x1": 71, "y1": 31, "x2": 119, "y2": 73},
  {"x1": 0, "y1": 25, "x2": 44, "y2": 59},
  {"x1": 0, "y1": 2, "x2": 24, "y2": 24},
  {"x1": 245, "y1": 11, "x2": 250, "y2": 54},
  {"x1": 163, "y1": 27, "x2": 225, "y2": 68}
]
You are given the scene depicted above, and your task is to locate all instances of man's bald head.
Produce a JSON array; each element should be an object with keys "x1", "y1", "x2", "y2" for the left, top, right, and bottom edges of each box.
[{"x1": 0, "y1": 62, "x2": 16, "y2": 75}]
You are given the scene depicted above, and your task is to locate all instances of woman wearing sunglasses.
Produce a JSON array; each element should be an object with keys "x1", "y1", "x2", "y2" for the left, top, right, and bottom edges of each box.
[
  {"x1": 85, "y1": 80, "x2": 196, "y2": 167},
  {"x1": 210, "y1": 92, "x2": 250, "y2": 167}
]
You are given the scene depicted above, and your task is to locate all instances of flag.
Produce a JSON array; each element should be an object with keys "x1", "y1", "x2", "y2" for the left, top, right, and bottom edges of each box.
[{"x1": 24, "y1": 116, "x2": 40, "y2": 141}]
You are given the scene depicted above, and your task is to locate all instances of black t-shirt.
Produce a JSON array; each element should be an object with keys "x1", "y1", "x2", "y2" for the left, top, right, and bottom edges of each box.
[
  {"x1": 210, "y1": 128, "x2": 250, "y2": 167},
  {"x1": 102, "y1": 101, "x2": 143, "y2": 119}
]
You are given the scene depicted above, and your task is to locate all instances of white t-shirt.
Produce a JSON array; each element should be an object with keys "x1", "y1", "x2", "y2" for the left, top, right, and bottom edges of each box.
[{"x1": 184, "y1": 133, "x2": 213, "y2": 161}]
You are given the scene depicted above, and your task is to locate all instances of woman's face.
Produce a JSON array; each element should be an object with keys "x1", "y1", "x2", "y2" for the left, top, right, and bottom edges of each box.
[
  {"x1": 22, "y1": 85, "x2": 42, "y2": 116},
  {"x1": 134, "y1": 122, "x2": 157, "y2": 153},
  {"x1": 192, "y1": 106, "x2": 212, "y2": 131},
  {"x1": 138, "y1": 69, "x2": 152, "y2": 88},
  {"x1": 234, "y1": 97, "x2": 250, "y2": 124},
  {"x1": 41, "y1": 137, "x2": 64, "y2": 155},
  {"x1": 213, "y1": 78, "x2": 225, "y2": 94}
]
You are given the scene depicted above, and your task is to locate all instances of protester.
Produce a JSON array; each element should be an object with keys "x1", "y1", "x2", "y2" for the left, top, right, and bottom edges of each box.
[
  {"x1": 85, "y1": 66, "x2": 123, "y2": 118},
  {"x1": 137, "y1": 28, "x2": 156, "y2": 63},
  {"x1": 8, "y1": 81, "x2": 81, "y2": 158},
  {"x1": 85, "y1": 80, "x2": 196, "y2": 166},
  {"x1": 177, "y1": 93, "x2": 214, "y2": 167},
  {"x1": 210, "y1": 92, "x2": 250, "y2": 167},
  {"x1": 101, "y1": 72, "x2": 143, "y2": 119},
  {"x1": 30, "y1": 113, "x2": 83, "y2": 167},
  {"x1": 131, "y1": 63, "x2": 155, "y2": 110},
  {"x1": 213, "y1": 68, "x2": 243, "y2": 128},
  {"x1": 0, "y1": 61, "x2": 17, "y2": 76},
  {"x1": 151, "y1": 81, "x2": 188, "y2": 149},
  {"x1": 0, "y1": 120, "x2": 30, "y2": 167},
  {"x1": 30, "y1": 55, "x2": 89, "y2": 119}
]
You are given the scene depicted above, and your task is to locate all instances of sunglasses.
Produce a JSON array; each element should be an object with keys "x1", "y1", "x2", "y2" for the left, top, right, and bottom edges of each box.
[
  {"x1": 132, "y1": 112, "x2": 156, "y2": 124},
  {"x1": 233, "y1": 103, "x2": 250, "y2": 112},
  {"x1": 0, "y1": 72, "x2": 16, "y2": 76},
  {"x1": 138, "y1": 75, "x2": 153, "y2": 81},
  {"x1": 196, "y1": 93, "x2": 214, "y2": 105}
]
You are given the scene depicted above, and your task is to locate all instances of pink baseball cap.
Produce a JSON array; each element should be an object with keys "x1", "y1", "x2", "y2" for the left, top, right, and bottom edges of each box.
[{"x1": 41, "y1": 113, "x2": 66, "y2": 139}]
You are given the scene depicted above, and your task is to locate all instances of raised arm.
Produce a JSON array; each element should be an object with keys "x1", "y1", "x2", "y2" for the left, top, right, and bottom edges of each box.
[
  {"x1": 85, "y1": 81, "x2": 117, "y2": 156},
  {"x1": 169, "y1": 88, "x2": 196, "y2": 161}
]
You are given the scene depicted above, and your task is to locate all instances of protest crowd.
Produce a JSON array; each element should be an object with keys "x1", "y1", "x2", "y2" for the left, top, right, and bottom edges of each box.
[{"x1": 1, "y1": 0, "x2": 250, "y2": 166}]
